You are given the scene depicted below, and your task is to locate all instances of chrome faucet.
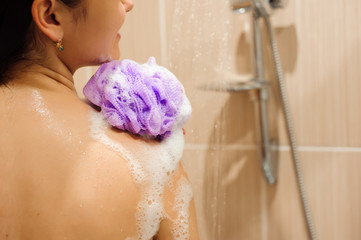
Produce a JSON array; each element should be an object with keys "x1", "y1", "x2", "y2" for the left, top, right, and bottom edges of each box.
[
  {"x1": 200, "y1": 0, "x2": 282, "y2": 184},
  {"x1": 229, "y1": 1, "x2": 318, "y2": 240},
  {"x1": 230, "y1": 0, "x2": 288, "y2": 185}
]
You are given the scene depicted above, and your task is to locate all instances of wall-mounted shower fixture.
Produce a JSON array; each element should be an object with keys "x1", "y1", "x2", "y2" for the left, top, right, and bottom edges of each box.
[
  {"x1": 202, "y1": 1, "x2": 317, "y2": 240},
  {"x1": 200, "y1": 1, "x2": 291, "y2": 186},
  {"x1": 232, "y1": 0, "x2": 289, "y2": 15},
  {"x1": 201, "y1": 0, "x2": 281, "y2": 185},
  {"x1": 231, "y1": 0, "x2": 290, "y2": 186}
]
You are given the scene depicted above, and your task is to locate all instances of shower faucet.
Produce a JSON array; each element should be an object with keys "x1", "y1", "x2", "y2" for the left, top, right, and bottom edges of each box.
[
  {"x1": 231, "y1": 0, "x2": 288, "y2": 185},
  {"x1": 202, "y1": 0, "x2": 288, "y2": 184},
  {"x1": 232, "y1": 0, "x2": 288, "y2": 16}
]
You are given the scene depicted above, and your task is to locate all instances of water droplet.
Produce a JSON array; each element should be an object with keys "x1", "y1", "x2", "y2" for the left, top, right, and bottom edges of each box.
[{"x1": 80, "y1": 204, "x2": 83, "y2": 208}]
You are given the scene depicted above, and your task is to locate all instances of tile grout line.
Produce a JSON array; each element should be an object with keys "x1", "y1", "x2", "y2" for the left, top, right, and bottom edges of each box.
[{"x1": 158, "y1": 0, "x2": 167, "y2": 66}]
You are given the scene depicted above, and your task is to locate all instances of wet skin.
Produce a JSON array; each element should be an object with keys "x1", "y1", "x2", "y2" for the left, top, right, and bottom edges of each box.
[{"x1": 0, "y1": 64, "x2": 199, "y2": 239}]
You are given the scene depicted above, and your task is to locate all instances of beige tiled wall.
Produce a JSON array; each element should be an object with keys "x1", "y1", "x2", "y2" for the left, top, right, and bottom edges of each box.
[{"x1": 74, "y1": 0, "x2": 361, "y2": 239}]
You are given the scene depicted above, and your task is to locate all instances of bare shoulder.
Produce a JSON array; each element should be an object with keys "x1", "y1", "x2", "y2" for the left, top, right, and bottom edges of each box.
[
  {"x1": 42, "y1": 92, "x2": 144, "y2": 238},
  {"x1": 0, "y1": 87, "x2": 142, "y2": 239},
  {"x1": 54, "y1": 94, "x2": 146, "y2": 238}
]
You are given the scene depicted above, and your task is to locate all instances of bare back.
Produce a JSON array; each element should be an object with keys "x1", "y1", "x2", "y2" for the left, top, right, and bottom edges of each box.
[
  {"x1": 0, "y1": 74, "x2": 199, "y2": 240},
  {"x1": 0, "y1": 77, "x2": 141, "y2": 239}
]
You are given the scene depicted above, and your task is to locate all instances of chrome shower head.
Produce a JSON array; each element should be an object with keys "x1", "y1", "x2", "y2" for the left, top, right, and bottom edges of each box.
[{"x1": 231, "y1": 0, "x2": 288, "y2": 16}]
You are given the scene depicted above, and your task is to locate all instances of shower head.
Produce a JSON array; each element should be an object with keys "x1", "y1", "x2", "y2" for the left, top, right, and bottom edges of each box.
[{"x1": 231, "y1": 0, "x2": 288, "y2": 16}]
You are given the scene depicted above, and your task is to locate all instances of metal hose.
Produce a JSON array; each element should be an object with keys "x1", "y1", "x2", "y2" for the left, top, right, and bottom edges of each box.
[{"x1": 263, "y1": 16, "x2": 318, "y2": 240}]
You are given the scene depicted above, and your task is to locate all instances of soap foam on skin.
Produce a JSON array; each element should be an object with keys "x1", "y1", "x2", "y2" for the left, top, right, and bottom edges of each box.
[
  {"x1": 131, "y1": 90, "x2": 191, "y2": 239},
  {"x1": 133, "y1": 127, "x2": 184, "y2": 240},
  {"x1": 171, "y1": 176, "x2": 193, "y2": 240},
  {"x1": 89, "y1": 111, "x2": 146, "y2": 184},
  {"x1": 88, "y1": 87, "x2": 193, "y2": 240},
  {"x1": 32, "y1": 90, "x2": 50, "y2": 117},
  {"x1": 31, "y1": 90, "x2": 70, "y2": 139}
]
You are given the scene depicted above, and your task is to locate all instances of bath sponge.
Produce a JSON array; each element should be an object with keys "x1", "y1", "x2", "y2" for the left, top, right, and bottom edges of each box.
[{"x1": 83, "y1": 57, "x2": 191, "y2": 140}]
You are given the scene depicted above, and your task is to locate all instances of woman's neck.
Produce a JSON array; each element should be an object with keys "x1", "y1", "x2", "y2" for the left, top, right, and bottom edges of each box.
[
  {"x1": 32, "y1": 61, "x2": 76, "y2": 92},
  {"x1": 10, "y1": 55, "x2": 77, "y2": 93}
]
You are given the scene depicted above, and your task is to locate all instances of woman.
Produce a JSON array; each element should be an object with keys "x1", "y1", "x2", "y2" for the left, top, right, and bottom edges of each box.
[{"x1": 0, "y1": 0, "x2": 199, "y2": 239}]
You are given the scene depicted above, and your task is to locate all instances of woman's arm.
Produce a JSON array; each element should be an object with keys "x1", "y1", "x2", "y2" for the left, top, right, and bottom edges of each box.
[{"x1": 156, "y1": 163, "x2": 200, "y2": 240}]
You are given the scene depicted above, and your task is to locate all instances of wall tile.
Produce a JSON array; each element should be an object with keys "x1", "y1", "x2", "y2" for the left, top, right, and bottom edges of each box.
[
  {"x1": 302, "y1": 151, "x2": 361, "y2": 240},
  {"x1": 74, "y1": 67, "x2": 94, "y2": 99},
  {"x1": 184, "y1": 90, "x2": 258, "y2": 145},
  {"x1": 267, "y1": 151, "x2": 361, "y2": 240},
  {"x1": 267, "y1": 0, "x2": 361, "y2": 147},
  {"x1": 119, "y1": 0, "x2": 162, "y2": 62},
  {"x1": 266, "y1": 151, "x2": 309, "y2": 240},
  {"x1": 182, "y1": 149, "x2": 263, "y2": 240},
  {"x1": 183, "y1": 149, "x2": 361, "y2": 240}
]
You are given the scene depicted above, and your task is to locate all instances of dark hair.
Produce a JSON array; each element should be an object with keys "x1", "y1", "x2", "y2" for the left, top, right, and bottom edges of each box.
[{"x1": 0, "y1": 0, "x2": 82, "y2": 85}]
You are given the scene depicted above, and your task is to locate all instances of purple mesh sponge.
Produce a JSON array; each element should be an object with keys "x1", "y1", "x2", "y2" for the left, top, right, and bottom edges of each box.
[{"x1": 83, "y1": 57, "x2": 190, "y2": 139}]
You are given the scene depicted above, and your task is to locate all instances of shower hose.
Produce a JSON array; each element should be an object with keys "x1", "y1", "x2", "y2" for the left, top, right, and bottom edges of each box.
[{"x1": 264, "y1": 16, "x2": 318, "y2": 240}]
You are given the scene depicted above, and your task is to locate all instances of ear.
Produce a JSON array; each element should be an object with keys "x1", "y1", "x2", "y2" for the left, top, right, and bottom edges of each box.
[{"x1": 31, "y1": 0, "x2": 65, "y2": 43}]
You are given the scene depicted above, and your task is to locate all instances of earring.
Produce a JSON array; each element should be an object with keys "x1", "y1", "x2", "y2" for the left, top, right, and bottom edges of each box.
[{"x1": 56, "y1": 39, "x2": 64, "y2": 51}]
